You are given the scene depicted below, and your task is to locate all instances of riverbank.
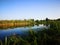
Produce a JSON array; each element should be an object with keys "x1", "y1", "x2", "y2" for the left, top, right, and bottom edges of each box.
[
  {"x1": 8, "y1": 20, "x2": 60, "y2": 45},
  {"x1": 0, "y1": 20, "x2": 34, "y2": 29},
  {"x1": 0, "y1": 20, "x2": 60, "y2": 45}
]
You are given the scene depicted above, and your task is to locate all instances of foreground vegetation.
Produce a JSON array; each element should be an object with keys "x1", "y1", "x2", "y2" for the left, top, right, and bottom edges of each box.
[{"x1": 0, "y1": 18, "x2": 60, "y2": 45}]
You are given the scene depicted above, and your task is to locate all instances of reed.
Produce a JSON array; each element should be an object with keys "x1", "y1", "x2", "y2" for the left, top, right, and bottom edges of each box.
[{"x1": 0, "y1": 20, "x2": 60, "y2": 45}]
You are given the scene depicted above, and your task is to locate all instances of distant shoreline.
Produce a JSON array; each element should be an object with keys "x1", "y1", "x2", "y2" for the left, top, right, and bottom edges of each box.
[{"x1": 0, "y1": 20, "x2": 34, "y2": 29}]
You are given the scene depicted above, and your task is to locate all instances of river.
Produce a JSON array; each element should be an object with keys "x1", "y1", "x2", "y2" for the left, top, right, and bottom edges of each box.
[{"x1": 0, "y1": 24, "x2": 48, "y2": 41}]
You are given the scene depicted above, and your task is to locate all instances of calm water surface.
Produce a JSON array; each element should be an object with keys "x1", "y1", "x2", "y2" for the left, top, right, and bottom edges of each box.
[{"x1": 0, "y1": 24, "x2": 47, "y2": 40}]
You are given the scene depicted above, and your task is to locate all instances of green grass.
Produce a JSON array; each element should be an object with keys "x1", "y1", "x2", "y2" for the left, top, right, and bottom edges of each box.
[{"x1": 0, "y1": 20, "x2": 60, "y2": 45}]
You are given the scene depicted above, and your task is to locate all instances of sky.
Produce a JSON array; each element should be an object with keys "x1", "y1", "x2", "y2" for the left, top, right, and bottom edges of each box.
[{"x1": 0, "y1": 0, "x2": 60, "y2": 20}]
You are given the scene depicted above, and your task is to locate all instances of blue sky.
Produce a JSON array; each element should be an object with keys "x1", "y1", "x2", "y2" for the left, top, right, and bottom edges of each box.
[{"x1": 0, "y1": 0, "x2": 60, "y2": 20}]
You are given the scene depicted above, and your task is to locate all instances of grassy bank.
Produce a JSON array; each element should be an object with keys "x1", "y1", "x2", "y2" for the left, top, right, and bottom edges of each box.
[
  {"x1": 0, "y1": 19, "x2": 34, "y2": 29},
  {"x1": 0, "y1": 20, "x2": 60, "y2": 45}
]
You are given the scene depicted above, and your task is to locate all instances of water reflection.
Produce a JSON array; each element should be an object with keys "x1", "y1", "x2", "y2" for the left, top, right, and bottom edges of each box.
[{"x1": 0, "y1": 24, "x2": 48, "y2": 41}]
